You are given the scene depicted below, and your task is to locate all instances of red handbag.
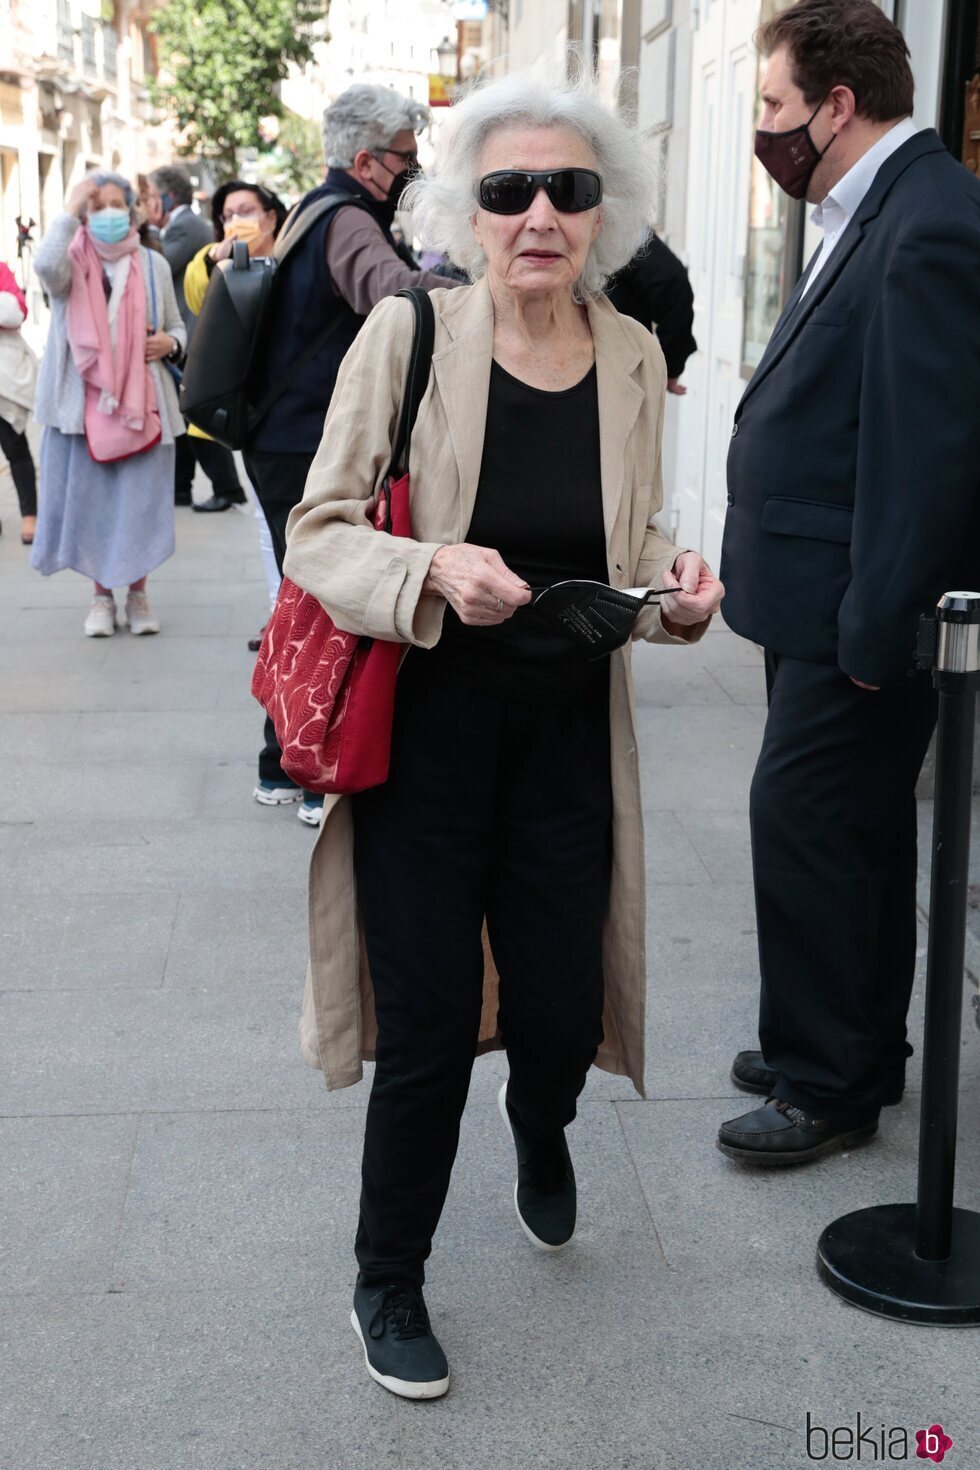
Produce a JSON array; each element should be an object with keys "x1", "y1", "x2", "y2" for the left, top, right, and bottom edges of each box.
[{"x1": 251, "y1": 287, "x2": 435, "y2": 795}]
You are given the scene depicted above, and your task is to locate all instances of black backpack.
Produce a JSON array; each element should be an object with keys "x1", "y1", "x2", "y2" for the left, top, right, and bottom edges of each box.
[{"x1": 178, "y1": 192, "x2": 371, "y2": 450}]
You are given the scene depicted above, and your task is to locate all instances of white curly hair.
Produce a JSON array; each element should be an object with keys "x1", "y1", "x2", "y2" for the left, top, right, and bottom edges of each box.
[{"x1": 401, "y1": 66, "x2": 659, "y2": 301}]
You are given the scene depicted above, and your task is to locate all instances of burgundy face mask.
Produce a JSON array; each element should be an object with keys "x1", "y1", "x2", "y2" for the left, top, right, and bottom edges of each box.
[{"x1": 754, "y1": 99, "x2": 833, "y2": 200}]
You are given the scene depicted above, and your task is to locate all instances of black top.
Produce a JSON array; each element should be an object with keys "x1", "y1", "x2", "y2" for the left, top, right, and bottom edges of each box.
[
  {"x1": 423, "y1": 358, "x2": 608, "y2": 694},
  {"x1": 605, "y1": 232, "x2": 697, "y2": 380}
]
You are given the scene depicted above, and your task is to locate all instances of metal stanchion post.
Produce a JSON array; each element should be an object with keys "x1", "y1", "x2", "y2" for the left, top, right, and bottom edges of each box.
[{"x1": 816, "y1": 591, "x2": 980, "y2": 1325}]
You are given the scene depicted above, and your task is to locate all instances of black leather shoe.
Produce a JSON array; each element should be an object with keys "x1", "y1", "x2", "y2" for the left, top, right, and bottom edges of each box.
[
  {"x1": 731, "y1": 1050, "x2": 905, "y2": 1106},
  {"x1": 498, "y1": 1081, "x2": 576, "y2": 1249},
  {"x1": 717, "y1": 1098, "x2": 879, "y2": 1166},
  {"x1": 351, "y1": 1279, "x2": 449, "y2": 1399},
  {"x1": 174, "y1": 493, "x2": 192, "y2": 507},
  {"x1": 193, "y1": 494, "x2": 235, "y2": 512}
]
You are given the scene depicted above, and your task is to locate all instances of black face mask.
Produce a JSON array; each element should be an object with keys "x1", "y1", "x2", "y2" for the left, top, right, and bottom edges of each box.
[
  {"x1": 754, "y1": 99, "x2": 834, "y2": 200},
  {"x1": 370, "y1": 156, "x2": 416, "y2": 221}
]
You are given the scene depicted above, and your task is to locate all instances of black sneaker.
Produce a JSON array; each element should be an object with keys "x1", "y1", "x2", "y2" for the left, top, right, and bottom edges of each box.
[
  {"x1": 497, "y1": 1081, "x2": 576, "y2": 1251},
  {"x1": 350, "y1": 1279, "x2": 449, "y2": 1400}
]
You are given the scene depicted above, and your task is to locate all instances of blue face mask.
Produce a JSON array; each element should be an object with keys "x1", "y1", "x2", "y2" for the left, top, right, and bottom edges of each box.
[{"x1": 89, "y1": 207, "x2": 131, "y2": 245}]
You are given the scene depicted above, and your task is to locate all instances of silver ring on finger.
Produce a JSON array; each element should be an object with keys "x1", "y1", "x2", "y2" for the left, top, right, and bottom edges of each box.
[{"x1": 496, "y1": 597, "x2": 503, "y2": 613}]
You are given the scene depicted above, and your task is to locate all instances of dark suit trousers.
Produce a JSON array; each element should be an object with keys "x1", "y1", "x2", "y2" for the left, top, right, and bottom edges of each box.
[
  {"x1": 174, "y1": 435, "x2": 243, "y2": 503},
  {"x1": 351, "y1": 662, "x2": 612, "y2": 1286},
  {"x1": 243, "y1": 449, "x2": 317, "y2": 790},
  {"x1": 750, "y1": 652, "x2": 937, "y2": 1120}
]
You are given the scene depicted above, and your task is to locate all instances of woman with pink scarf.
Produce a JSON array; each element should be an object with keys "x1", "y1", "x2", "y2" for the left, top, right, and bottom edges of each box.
[{"x1": 31, "y1": 171, "x2": 186, "y2": 636}]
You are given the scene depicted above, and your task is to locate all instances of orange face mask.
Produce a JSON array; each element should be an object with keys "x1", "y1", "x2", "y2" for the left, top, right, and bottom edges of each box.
[{"x1": 223, "y1": 215, "x2": 265, "y2": 245}]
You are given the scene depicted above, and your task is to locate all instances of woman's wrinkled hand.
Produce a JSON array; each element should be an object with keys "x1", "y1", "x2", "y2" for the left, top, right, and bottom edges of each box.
[
  {"x1": 208, "y1": 238, "x2": 235, "y2": 263},
  {"x1": 422, "y1": 543, "x2": 532, "y2": 626},
  {"x1": 145, "y1": 330, "x2": 177, "y2": 363},
  {"x1": 659, "y1": 550, "x2": 724, "y2": 628}
]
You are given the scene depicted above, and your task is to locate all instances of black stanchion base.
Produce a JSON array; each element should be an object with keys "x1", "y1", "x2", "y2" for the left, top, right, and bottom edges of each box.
[{"x1": 817, "y1": 1205, "x2": 980, "y2": 1325}]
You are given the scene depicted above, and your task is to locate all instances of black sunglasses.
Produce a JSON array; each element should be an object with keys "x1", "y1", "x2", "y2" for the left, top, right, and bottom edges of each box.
[{"x1": 477, "y1": 168, "x2": 603, "y2": 215}]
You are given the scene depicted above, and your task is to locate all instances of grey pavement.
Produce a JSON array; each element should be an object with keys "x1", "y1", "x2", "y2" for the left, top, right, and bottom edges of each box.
[{"x1": 1, "y1": 463, "x2": 979, "y2": 1470}]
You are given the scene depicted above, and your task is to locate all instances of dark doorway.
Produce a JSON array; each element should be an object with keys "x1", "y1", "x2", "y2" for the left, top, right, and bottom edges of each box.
[{"x1": 939, "y1": 0, "x2": 980, "y2": 162}]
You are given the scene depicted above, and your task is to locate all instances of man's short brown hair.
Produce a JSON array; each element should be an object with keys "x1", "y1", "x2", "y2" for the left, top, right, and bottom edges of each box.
[{"x1": 757, "y1": 0, "x2": 914, "y2": 123}]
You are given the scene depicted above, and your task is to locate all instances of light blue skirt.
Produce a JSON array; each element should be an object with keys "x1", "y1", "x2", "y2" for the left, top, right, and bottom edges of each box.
[{"x1": 32, "y1": 427, "x2": 176, "y2": 588}]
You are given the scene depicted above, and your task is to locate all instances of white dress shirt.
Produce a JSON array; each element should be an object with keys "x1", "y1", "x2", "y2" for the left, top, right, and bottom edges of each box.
[{"x1": 801, "y1": 117, "x2": 918, "y2": 296}]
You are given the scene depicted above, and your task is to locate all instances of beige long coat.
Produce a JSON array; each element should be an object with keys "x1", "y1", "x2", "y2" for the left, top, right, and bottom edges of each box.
[{"x1": 283, "y1": 277, "x2": 706, "y2": 1098}]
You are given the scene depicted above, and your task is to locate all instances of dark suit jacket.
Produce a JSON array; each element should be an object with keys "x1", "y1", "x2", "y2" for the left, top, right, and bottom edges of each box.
[
  {"x1": 161, "y1": 208, "x2": 213, "y2": 340},
  {"x1": 721, "y1": 130, "x2": 980, "y2": 686},
  {"x1": 606, "y1": 232, "x2": 697, "y2": 379}
]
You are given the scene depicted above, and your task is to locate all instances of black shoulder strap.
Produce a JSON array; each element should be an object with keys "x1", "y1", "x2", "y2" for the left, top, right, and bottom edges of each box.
[{"x1": 389, "y1": 287, "x2": 436, "y2": 478}]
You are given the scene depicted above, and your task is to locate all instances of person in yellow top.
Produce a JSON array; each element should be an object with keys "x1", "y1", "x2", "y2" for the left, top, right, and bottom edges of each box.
[
  {"x1": 183, "y1": 178, "x2": 286, "y2": 317},
  {"x1": 185, "y1": 179, "x2": 288, "y2": 614}
]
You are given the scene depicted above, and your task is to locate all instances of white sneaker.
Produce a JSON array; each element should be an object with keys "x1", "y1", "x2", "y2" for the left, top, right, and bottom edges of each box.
[
  {"x1": 253, "y1": 780, "x2": 303, "y2": 806},
  {"x1": 297, "y1": 799, "x2": 324, "y2": 827},
  {"x1": 125, "y1": 590, "x2": 160, "y2": 636},
  {"x1": 84, "y1": 595, "x2": 117, "y2": 637}
]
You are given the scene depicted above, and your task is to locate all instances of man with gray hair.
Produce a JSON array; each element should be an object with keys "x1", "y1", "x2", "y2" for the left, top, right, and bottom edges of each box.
[{"x1": 245, "y1": 82, "x2": 460, "y2": 826}]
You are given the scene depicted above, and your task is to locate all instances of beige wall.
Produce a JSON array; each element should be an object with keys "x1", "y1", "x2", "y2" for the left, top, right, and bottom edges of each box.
[{"x1": 506, "y1": 0, "x2": 570, "y2": 76}]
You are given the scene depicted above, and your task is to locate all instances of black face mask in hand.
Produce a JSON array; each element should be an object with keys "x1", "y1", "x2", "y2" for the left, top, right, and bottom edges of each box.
[{"x1": 530, "y1": 580, "x2": 673, "y2": 660}]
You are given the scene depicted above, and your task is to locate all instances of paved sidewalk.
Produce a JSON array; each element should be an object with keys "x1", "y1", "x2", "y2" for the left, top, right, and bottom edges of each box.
[{"x1": 1, "y1": 469, "x2": 978, "y2": 1470}]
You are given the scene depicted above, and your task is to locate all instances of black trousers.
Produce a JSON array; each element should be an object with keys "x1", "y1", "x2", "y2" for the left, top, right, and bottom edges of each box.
[
  {"x1": 0, "y1": 415, "x2": 37, "y2": 517},
  {"x1": 243, "y1": 449, "x2": 317, "y2": 789},
  {"x1": 352, "y1": 662, "x2": 613, "y2": 1285},
  {"x1": 175, "y1": 434, "x2": 243, "y2": 503},
  {"x1": 750, "y1": 652, "x2": 937, "y2": 1120}
]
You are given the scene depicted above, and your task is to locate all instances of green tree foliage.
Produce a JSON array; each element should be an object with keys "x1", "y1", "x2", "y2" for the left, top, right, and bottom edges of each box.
[
  {"x1": 150, "y1": 0, "x2": 327, "y2": 175},
  {"x1": 261, "y1": 110, "x2": 325, "y2": 199}
]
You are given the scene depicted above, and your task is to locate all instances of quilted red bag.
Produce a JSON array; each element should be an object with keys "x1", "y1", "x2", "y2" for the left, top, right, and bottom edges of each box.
[{"x1": 251, "y1": 287, "x2": 435, "y2": 795}]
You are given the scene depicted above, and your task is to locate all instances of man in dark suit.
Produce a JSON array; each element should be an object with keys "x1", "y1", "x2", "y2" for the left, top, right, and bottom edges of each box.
[
  {"x1": 151, "y1": 165, "x2": 246, "y2": 512},
  {"x1": 718, "y1": 0, "x2": 980, "y2": 1165}
]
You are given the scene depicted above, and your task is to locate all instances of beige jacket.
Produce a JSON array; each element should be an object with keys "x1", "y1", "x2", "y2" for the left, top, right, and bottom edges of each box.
[{"x1": 283, "y1": 277, "x2": 707, "y2": 1097}]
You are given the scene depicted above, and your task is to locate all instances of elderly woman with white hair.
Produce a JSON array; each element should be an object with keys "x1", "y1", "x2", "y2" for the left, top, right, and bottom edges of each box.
[
  {"x1": 284, "y1": 70, "x2": 724, "y2": 1399},
  {"x1": 31, "y1": 171, "x2": 185, "y2": 636}
]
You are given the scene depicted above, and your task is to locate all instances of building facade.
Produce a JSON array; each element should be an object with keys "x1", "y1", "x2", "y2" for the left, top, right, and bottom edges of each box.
[
  {"x1": 280, "y1": 0, "x2": 460, "y2": 165},
  {"x1": 0, "y1": 0, "x2": 174, "y2": 342}
]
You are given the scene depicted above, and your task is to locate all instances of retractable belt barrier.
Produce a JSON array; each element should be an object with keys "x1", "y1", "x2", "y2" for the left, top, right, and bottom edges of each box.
[{"x1": 817, "y1": 591, "x2": 980, "y2": 1325}]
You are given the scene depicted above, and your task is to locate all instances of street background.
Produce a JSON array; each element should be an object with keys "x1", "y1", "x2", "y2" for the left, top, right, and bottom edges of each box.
[{"x1": 2, "y1": 462, "x2": 978, "y2": 1470}]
